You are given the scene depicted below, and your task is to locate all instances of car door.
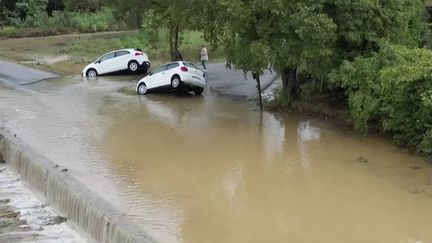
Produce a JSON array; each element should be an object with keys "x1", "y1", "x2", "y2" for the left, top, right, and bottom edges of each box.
[
  {"x1": 114, "y1": 50, "x2": 131, "y2": 71},
  {"x1": 145, "y1": 64, "x2": 169, "y2": 89},
  {"x1": 164, "y1": 63, "x2": 180, "y2": 83},
  {"x1": 96, "y1": 52, "x2": 116, "y2": 74}
]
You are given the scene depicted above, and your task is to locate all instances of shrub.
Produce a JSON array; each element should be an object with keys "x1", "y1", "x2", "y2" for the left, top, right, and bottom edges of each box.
[
  {"x1": 3, "y1": 7, "x2": 118, "y2": 37},
  {"x1": 70, "y1": 7, "x2": 116, "y2": 32},
  {"x1": 330, "y1": 44, "x2": 432, "y2": 154}
]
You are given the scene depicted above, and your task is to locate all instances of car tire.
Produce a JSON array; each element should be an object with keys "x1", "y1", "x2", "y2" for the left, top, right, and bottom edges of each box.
[
  {"x1": 137, "y1": 83, "x2": 148, "y2": 95},
  {"x1": 171, "y1": 75, "x2": 182, "y2": 89},
  {"x1": 128, "y1": 60, "x2": 139, "y2": 72},
  {"x1": 193, "y1": 87, "x2": 204, "y2": 95},
  {"x1": 143, "y1": 61, "x2": 151, "y2": 74},
  {"x1": 86, "y1": 69, "x2": 98, "y2": 78}
]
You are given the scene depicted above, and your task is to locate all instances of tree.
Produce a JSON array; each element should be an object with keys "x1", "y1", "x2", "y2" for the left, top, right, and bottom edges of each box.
[
  {"x1": 0, "y1": 0, "x2": 17, "y2": 24},
  {"x1": 47, "y1": 0, "x2": 64, "y2": 14},
  {"x1": 150, "y1": 0, "x2": 199, "y2": 61},
  {"x1": 198, "y1": 0, "x2": 336, "y2": 103},
  {"x1": 103, "y1": 0, "x2": 154, "y2": 29},
  {"x1": 197, "y1": 0, "x2": 425, "y2": 104},
  {"x1": 15, "y1": 0, "x2": 48, "y2": 19},
  {"x1": 63, "y1": 0, "x2": 99, "y2": 11},
  {"x1": 325, "y1": 0, "x2": 424, "y2": 60}
]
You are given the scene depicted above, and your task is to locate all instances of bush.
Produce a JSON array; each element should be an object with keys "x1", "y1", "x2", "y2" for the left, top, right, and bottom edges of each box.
[
  {"x1": 2, "y1": 7, "x2": 118, "y2": 37},
  {"x1": 71, "y1": 7, "x2": 116, "y2": 32},
  {"x1": 330, "y1": 44, "x2": 432, "y2": 154}
]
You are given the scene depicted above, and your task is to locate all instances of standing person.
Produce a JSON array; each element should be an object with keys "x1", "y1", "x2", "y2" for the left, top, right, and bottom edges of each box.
[{"x1": 200, "y1": 45, "x2": 208, "y2": 71}]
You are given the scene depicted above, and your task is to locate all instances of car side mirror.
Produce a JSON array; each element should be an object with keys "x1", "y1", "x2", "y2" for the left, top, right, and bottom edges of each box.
[{"x1": 148, "y1": 72, "x2": 153, "y2": 76}]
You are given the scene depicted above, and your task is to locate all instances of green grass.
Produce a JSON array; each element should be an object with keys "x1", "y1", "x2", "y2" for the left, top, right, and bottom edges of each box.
[
  {"x1": 0, "y1": 8, "x2": 121, "y2": 39},
  {"x1": 58, "y1": 30, "x2": 225, "y2": 66}
]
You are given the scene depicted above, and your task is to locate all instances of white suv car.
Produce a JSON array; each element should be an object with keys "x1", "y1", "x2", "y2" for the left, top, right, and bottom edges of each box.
[
  {"x1": 82, "y1": 48, "x2": 150, "y2": 77},
  {"x1": 136, "y1": 61, "x2": 206, "y2": 95}
]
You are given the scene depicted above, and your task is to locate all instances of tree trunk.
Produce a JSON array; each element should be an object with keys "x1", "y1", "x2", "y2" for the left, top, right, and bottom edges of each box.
[
  {"x1": 168, "y1": 25, "x2": 174, "y2": 61},
  {"x1": 253, "y1": 73, "x2": 263, "y2": 111},
  {"x1": 281, "y1": 67, "x2": 299, "y2": 103},
  {"x1": 174, "y1": 25, "x2": 180, "y2": 51},
  {"x1": 136, "y1": 13, "x2": 143, "y2": 30}
]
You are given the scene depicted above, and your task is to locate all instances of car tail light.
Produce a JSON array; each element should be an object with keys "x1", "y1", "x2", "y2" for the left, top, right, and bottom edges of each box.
[
  {"x1": 135, "y1": 52, "x2": 143, "y2": 56},
  {"x1": 181, "y1": 66, "x2": 188, "y2": 72}
]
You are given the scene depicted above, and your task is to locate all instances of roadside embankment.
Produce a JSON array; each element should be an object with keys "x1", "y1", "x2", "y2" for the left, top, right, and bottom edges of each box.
[{"x1": 0, "y1": 128, "x2": 156, "y2": 243}]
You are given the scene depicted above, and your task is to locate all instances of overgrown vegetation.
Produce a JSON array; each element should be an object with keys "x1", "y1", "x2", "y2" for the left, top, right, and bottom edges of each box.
[
  {"x1": 0, "y1": 7, "x2": 119, "y2": 38},
  {"x1": 330, "y1": 44, "x2": 432, "y2": 154}
]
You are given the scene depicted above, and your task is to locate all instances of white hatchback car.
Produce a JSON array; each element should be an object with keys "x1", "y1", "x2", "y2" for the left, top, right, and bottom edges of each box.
[
  {"x1": 136, "y1": 61, "x2": 206, "y2": 95},
  {"x1": 82, "y1": 48, "x2": 150, "y2": 77}
]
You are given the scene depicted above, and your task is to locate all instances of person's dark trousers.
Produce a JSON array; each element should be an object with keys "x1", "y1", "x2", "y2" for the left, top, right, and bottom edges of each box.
[{"x1": 201, "y1": 60, "x2": 207, "y2": 70}]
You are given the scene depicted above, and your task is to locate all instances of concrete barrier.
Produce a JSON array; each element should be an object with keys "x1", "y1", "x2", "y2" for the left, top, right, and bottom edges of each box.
[{"x1": 0, "y1": 128, "x2": 155, "y2": 243}]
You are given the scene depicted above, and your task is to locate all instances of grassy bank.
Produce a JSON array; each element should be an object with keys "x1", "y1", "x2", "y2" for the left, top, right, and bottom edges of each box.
[
  {"x1": 60, "y1": 30, "x2": 225, "y2": 64},
  {"x1": 0, "y1": 30, "x2": 225, "y2": 75}
]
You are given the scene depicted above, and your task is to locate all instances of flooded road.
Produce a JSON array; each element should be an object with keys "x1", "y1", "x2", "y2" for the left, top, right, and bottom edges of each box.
[{"x1": 0, "y1": 75, "x2": 431, "y2": 243}]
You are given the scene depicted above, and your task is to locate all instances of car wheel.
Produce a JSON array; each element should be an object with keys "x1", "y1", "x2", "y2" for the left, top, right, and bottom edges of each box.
[
  {"x1": 171, "y1": 76, "x2": 182, "y2": 89},
  {"x1": 86, "y1": 69, "x2": 97, "y2": 78},
  {"x1": 193, "y1": 87, "x2": 204, "y2": 95},
  {"x1": 137, "y1": 83, "x2": 148, "y2": 95},
  {"x1": 128, "y1": 61, "x2": 139, "y2": 72}
]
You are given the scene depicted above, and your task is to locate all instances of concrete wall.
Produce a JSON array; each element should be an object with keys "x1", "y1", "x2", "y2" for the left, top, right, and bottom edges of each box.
[{"x1": 0, "y1": 128, "x2": 155, "y2": 243}]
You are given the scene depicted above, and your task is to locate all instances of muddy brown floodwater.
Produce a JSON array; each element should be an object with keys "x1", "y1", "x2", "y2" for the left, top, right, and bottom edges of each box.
[{"x1": 0, "y1": 76, "x2": 431, "y2": 243}]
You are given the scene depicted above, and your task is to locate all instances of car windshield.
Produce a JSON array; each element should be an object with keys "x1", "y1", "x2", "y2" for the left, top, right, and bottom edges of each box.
[{"x1": 167, "y1": 63, "x2": 180, "y2": 70}]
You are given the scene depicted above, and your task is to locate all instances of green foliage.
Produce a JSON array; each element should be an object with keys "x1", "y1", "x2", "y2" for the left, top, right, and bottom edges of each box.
[
  {"x1": 326, "y1": 0, "x2": 424, "y2": 59},
  {"x1": 63, "y1": 0, "x2": 99, "y2": 11},
  {"x1": 141, "y1": 9, "x2": 161, "y2": 49},
  {"x1": 70, "y1": 7, "x2": 116, "y2": 32},
  {"x1": 330, "y1": 44, "x2": 432, "y2": 154},
  {"x1": 102, "y1": 0, "x2": 152, "y2": 28},
  {"x1": 4, "y1": 6, "x2": 117, "y2": 35},
  {"x1": 16, "y1": 0, "x2": 48, "y2": 19}
]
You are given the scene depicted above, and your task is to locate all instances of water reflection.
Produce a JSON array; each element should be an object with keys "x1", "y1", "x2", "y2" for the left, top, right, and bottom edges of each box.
[
  {"x1": 297, "y1": 121, "x2": 321, "y2": 168},
  {"x1": 222, "y1": 161, "x2": 244, "y2": 203},
  {"x1": 262, "y1": 112, "x2": 285, "y2": 163}
]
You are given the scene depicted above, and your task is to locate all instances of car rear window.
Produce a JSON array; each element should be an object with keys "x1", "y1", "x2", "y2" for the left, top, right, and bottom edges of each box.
[
  {"x1": 183, "y1": 62, "x2": 198, "y2": 69},
  {"x1": 167, "y1": 63, "x2": 180, "y2": 70},
  {"x1": 116, "y1": 51, "x2": 130, "y2": 57}
]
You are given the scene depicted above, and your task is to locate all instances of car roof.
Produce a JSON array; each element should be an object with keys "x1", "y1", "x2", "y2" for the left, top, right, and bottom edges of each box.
[{"x1": 103, "y1": 48, "x2": 140, "y2": 55}]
